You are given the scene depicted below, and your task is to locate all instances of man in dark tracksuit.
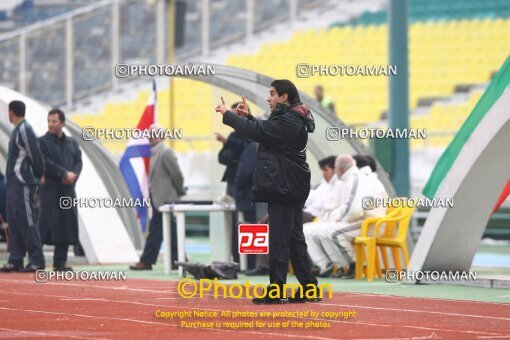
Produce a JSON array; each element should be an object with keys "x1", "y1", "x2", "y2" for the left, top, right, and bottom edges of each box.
[
  {"x1": 216, "y1": 80, "x2": 319, "y2": 304},
  {"x1": 0, "y1": 100, "x2": 45, "y2": 272},
  {"x1": 39, "y1": 108, "x2": 82, "y2": 271}
]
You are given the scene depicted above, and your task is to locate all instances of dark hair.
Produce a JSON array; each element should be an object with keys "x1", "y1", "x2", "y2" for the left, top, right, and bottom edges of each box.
[
  {"x1": 231, "y1": 101, "x2": 251, "y2": 114},
  {"x1": 9, "y1": 100, "x2": 25, "y2": 117},
  {"x1": 318, "y1": 155, "x2": 336, "y2": 170},
  {"x1": 353, "y1": 154, "x2": 370, "y2": 169},
  {"x1": 365, "y1": 154, "x2": 377, "y2": 172},
  {"x1": 48, "y1": 108, "x2": 66, "y2": 123},
  {"x1": 270, "y1": 79, "x2": 300, "y2": 105}
]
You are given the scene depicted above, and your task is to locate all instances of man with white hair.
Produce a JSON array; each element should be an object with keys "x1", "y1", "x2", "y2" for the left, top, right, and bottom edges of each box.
[
  {"x1": 130, "y1": 124, "x2": 185, "y2": 270},
  {"x1": 305, "y1": 154, "x2": 386, "y2": 278}
]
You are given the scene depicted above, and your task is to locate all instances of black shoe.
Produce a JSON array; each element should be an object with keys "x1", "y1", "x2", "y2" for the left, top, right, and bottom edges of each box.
[
  {"x1": 252, "y1": 285, "x2": 288, "y2": 305},
  {"x1": 340, "y1": 271, "x2": 355, "y2": 279},
  {"x1": 246, "y1": 267, "x2": 270, "y2": 276},
  {"x1": 129, "y1": 262, "x2": 153, "y2": 270},
  {"x1": 19, "y1": 263, "x2": 45, "y2": 272},
  {"x1": 252, "y1": 296, "x2": 288, "y2": 304},
  {"x1": 336, "y1": 263, "x2": 355, "y2": 279},
  {"x1": 332, "y1": 267, "x2": 346, "y2": 278},
  {"x1": 288, "y1": 296, "x2": 323, "y2": 303},
  {"x1": 0, "y1": 263, "x2": 21, "y2": 272},
  {"x1": 54, "y1": 265, "x2": 73, "y2": 272},
  {"x1": 318, "y1": 267, "x2": 334, "y2": 278},
  {"x1": 287, "y1": 284, "x2": 323, "y2": 303},
  {"x1": 288, "y1": 293, "x2": 323, "y2": 303}
]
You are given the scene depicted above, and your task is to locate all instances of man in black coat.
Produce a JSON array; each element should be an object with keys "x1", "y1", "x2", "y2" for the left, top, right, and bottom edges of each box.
[
  {"x1": 234, "y1": 140, "x2": 258, "y2": 221},
  {"x1": 39, "y1": 108, "x2": 82, "y2": 271},
  {"x1": 215, "y1": 103, "x2": 251, "y2": 265},
  {"x1": 215, "y1": 80, "x2": 319, "y2": 304},
  {"x1": 215, "y1": 103, "x2": 251, "y2": 198},
  {"x1": 233, "y1": 139, "x2": 259, "y2": 271}
]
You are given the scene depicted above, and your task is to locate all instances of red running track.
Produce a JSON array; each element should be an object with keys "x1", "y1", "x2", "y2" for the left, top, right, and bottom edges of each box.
[{"x1": 0, "y1": 273, "x2": 509, "y2": 339}]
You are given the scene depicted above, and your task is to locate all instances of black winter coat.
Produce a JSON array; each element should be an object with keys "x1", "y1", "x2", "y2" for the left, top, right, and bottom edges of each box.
[
  {"x1": 223, "y1": 103, "x2": 315, "y2": 207},
  {"x1": 218, "y1": 132, "x2": 251, "y2": 183},
  {"x1": 38, "y1": 132, "x2": 82, "y2": 245},
  {"x1": 234, "y1": 141, "x2": 257, "y2": 211}
]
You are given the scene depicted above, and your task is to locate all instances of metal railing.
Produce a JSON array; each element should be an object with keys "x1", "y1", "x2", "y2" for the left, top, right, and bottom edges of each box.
[{"x1": 0, "y1": 0, "x2": 327, "y2": 109}]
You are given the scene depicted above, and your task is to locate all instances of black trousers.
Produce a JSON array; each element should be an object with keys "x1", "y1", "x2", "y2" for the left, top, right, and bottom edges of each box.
[
  {"x1": 268, "y1": 203, "x2": 318, "y2": 287},
  {"x1": 140, "y1": 208, "x2": 177, "y2": 265},
  {"x1": 6, "y1": 184, "x2": 44, "y2": 268},
  {"x1": 54, "y1": 243, "x2": 69, "y2": 267}
]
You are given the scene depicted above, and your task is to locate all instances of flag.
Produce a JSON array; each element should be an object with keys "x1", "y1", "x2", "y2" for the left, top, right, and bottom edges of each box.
[
  {"x1": 120, "y1": 80, "x2": 157, "y2": 232},
  {"x1": 423, "y1": 57, "x2": 510, "y2": 202},
  {"x1": 493, "y1": 180, "x2": 510, "y2": 213}
]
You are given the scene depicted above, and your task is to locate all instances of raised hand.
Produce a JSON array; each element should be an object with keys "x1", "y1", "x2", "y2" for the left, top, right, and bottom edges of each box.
[
  {"x1": 215, "y1": 96, "x2": 228, "y2": 115},
  {"x1": 235, "y1": 96, "x2": 249, "y2": 117}
]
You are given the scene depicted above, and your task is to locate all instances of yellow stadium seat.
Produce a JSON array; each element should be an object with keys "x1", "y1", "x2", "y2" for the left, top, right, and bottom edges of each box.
[
  {"x1": 354, "y1": 206, "x2": 402, "y2": 281},
  {"x1": 74, "y1": 18, "x2": 509, "y2": 152},
  {"x1": 375, "y1": 205, "x2": 415, "y2": 273}
]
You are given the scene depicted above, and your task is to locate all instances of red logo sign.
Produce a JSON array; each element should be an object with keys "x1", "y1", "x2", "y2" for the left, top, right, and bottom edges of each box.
[{"x1": 238, "y1": 224, "x2": 269, "y2": 254}]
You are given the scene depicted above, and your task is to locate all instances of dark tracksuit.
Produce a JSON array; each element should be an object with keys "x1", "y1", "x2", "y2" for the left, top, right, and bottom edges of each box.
[
  {"x1": 223, "y1": 103, "x2": 318, "y2": 289},
  {"x1": 6, "y1": 120, "x2": 45, "y2": 268}
]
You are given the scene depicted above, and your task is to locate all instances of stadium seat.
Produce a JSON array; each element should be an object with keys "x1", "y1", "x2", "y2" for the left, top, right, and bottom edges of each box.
[
  {"x1": 375, "y1": 205, "x2": 415, "y2": 273},
  {"x1": 74, "y1": 15, "x2": 508, "y2": 151},
  {"x1": 227, "y1": 17, "x2": 508, "y2": 145},
  {"x1": 354, "y1": 206, "x2": 402, "y2": 281}
]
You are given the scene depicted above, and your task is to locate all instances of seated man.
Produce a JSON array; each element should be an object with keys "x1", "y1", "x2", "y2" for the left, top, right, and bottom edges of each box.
[
  {"x1": 305, "y1": 154, "x2": 387, "y2": 278},
  {"x1": 353, "y1": 154, "x2": 371, "y2": 176},
  {"x1": 303, "y1": 155, "x2": 339, "y2": 222},
  {"x1": 355, "y1": 154, "x2": 387, "y2": 204},
  {"x1": 326, "y1": 155, "x2": 387, "y2": 278}
]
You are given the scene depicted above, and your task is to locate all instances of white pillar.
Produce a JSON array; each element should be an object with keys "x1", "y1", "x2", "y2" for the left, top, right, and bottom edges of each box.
[
  {"x1": 111, "y1": 0, "x2": 120, "y2": 88},
  {"x1": 65, "y1": 16, "x2": 74, "y2": 109},
  {"x1": 290, "y1": 0, "x2": 298, "y2": 26},
  {"x1": 201, "y1": 0, "x2": 209, "y2": 58},
  {"x1": 246, "y1": 0, "x2": 254, "y2": 42},
  {"x1": 19, "y1": 33, "x2": 26, "y2": 94},
  {"x1": 156, "y1": 0, "x2": 165, "y2": 64}
]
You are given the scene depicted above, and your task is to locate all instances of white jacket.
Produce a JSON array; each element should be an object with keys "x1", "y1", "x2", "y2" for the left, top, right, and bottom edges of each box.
[
  {"x1": 330, "y1": 165, "x2": 387, "y2": 223},
  {"x1": 305, "y1": 175, "x2": 339, "y2": 217},
  {"x1": 359, "y1": 166, "x2": 387, "y2": 218}
]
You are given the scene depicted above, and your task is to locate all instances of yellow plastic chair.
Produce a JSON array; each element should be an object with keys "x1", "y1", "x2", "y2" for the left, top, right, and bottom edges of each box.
[
  {"x1": 375, "y1": 205, "x2": 415, "y2": 273},
  {"x1": 354, "y1": 206, "x2": 401, "y2": 281}
]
